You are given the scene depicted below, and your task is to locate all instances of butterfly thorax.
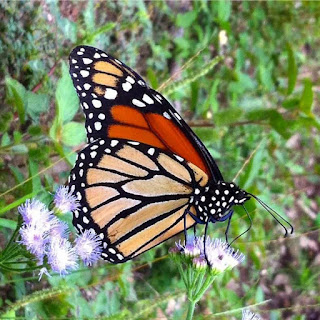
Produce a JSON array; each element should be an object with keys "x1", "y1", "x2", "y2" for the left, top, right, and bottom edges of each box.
[{"x1": 190, "y1": 181, "x2": 250, "y2": 223}]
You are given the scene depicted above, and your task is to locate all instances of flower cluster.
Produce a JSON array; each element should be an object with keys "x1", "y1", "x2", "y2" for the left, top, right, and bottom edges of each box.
[
  {"x1": 171, "y1": 235, "x2": 246, "y2": 319},
  {"x1": 18, "y1": 186, "x2": 102, "y2": 279},
  {"x1": 176, "y1": 235, "x2": 245, "y2": 274}
]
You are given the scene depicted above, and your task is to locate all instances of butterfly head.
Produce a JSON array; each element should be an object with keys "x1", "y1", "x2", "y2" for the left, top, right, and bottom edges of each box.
[{"x1": 192, "y1": 181, "x2": 251, "y2": 223}]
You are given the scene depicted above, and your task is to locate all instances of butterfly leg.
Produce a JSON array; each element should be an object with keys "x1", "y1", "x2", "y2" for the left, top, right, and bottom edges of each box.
[
  {"x1": 203, "y1": 220, "x2": 210, "y2": 266},
  {"x1": 224, "y1": 210, "x2": 234, "y2": 245},
  {"x1": 183, "y1": 210, "x2": 188, "y2": 243}
]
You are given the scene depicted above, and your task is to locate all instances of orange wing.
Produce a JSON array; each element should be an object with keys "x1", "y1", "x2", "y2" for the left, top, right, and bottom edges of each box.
[{"x1": 69, "y1": 45, "x2": 223, "y2": 182}]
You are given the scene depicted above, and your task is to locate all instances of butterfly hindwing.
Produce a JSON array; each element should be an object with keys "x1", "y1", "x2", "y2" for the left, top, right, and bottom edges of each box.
[{"x1": 69, "y1": 138, "x2": 210, "y2": 262}]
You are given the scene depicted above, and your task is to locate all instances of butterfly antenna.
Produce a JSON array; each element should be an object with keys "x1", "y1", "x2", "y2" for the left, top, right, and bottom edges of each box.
[
  {"x1": 247, "y1": 193, "x2": 294, "y2": 237},
  {"x1": 229, "y1": 205, "x2": 252, "y2": 246}
]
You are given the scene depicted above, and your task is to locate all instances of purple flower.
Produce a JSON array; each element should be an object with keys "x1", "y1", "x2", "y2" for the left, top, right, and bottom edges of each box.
[
  {"x1": 192, "y1": 256, "x2": 207, "y2": 270},
  {"x1": 74, "y1": 230, "x2": 102, "y2": 266},
  {"x1": 18, "y1": 199, "x2": 52, "y2": 226},
  {"x1": 203, "y1": 238, "x2": 245, "y2": 273},
  {"x1": 47, "y1": 238, "x2": 78, "y2": 276},
  {"x1": 176, "y1": 235, "x2": 201, "y2": 257},
  {"x1": 49, "y1": 217, "x2": 70, "y2": 238},
  {"x1": 53, "y1": 186, "x2": 79, "y2": 214},
  {"x1": 242, "y1": 309, "x2": 261, "y2": 320},
  {"x1": 19, "y1": 224, "x2": 49, "y2": 262},
  {"x1": 175, "y1": 235, "x2": 245, "y2": 273}
]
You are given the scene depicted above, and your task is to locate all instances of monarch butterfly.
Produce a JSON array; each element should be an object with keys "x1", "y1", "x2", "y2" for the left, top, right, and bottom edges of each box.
[{"x1": 68, "y1": 46, "x2": 293, "y2": 263}]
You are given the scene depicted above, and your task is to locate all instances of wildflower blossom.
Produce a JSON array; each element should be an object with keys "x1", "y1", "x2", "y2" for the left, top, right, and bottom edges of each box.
[
  {"x1": 176, "y1": 235, "x2": 201, "y2": 257},
  {"x1": 53, "y1": 186, "x2": 79, "y2": 214},
  {"x1": 74, "y1": 230, "x2": 102, "y2": 266},
  {"x1": 18, "y1": 199, "x2": 52, "y2": 226},
  {"x1": 175, "y1": 235, "x2": 244, "y2": 272},
  {"x1": 205, "y1": 238, "x2": 245, "y2": 273},
  {"x1": 242, "y1": 308, "x2": 261, "y2": 320},
  {"x1": 192, "y1": 256, "x2": 207, "y2": 270},
  {"x1": 47, "y1": 237, "x2": 78, "y2": 276},
  {"x1": 19, "y1": 224, "x2": 49, "y2": 263},
  {"x1": 49, "y1": 217, "x2": 70, "y2": 238}
]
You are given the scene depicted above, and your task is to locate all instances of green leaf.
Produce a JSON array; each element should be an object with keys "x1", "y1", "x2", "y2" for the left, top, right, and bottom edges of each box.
[
  {"x1": 268, "y1": 111, "x2": 291, "y2": 139},
  {"x1": 26, "y1": 91, "x2": 49, "y2": 122},
  {"x1": 300, "y1": 78, "x2": 313, "y2": 115},
  {"x1": 55, "y1": 61, "x2": 79, "y2": 123},
  {"x1": 282, "y1": 97, "x2": 300, "y2": 110},
  {"x1": 287, "y1": 43, "x2": 297, "y2": 95},
  {"x1": 176, "y1": 10, "x2": 197, "y2": 28},
  {"x1": 5, "y1": 76, "x2": 26, "y2": 124},
  {"x1": 0, "y1": 218, "x2": 17, "y2": 230},
  {"x1": 147, "y1": 68, "x2": 159, "y2": 89},
  {"x1": 217, "y1": 0, "x2": 231, "y2": 23},
  {"x1": 61, "y1": 122, "x2": 86, "y2": 147},
  {"x1": 1, "y1": 132, "x2": 10, "y2": 146}
]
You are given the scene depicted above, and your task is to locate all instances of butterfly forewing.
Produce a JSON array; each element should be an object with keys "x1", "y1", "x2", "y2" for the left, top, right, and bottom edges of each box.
[
  {"x1": 69, "y1": 138, "x2": 209, "y2": 262},
  {"x1": 69, "y1": 45, "x2": 223, "y2": 180}
]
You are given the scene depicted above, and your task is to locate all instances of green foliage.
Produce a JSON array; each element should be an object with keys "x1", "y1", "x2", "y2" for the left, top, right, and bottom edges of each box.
[{"x1": 0, "y1": 1, "x2": 319, "y2": 319}]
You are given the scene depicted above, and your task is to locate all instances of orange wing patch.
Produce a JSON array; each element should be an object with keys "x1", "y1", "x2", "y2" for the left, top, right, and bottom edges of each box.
[
  {"x1": 94, "y1": 61, "x2": 123, "y2": 77},
  {"x1": 146, "y1": 113, "x2": 209, "y2": 174},
  {"x1": 109, "y1": 125, "x2": 165, "y2": 149},
  {"x1": 111, "y1": 105, "x2": 149, "y2": 129},
  {"x1": 108, "y1": 105, "x2": 209, "y2": 174}
]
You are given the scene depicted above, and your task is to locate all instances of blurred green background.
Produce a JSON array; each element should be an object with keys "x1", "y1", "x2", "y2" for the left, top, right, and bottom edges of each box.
[{"x1": 0, "y1": 1, "x2": 319, "y2": 319}]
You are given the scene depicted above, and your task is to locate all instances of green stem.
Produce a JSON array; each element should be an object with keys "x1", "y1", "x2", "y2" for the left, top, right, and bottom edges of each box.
[
  {"x1": 177, "y1": 262, "x2": 188, "y2": 287},
  {"x1": 186, "y1": 300, "x2": 196, "y2": 320},
  {"x1": 187, "y1": 265, "x2": 193, "y2": 289},
  {"x1": 194, "y1": 274, "x2": 216, "y2": 302},
  {"x1": 192, "y1": 271, "x2": 205, "y2": 298}
]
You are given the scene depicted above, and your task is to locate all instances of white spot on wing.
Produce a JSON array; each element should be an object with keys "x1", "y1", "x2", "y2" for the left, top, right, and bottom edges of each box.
[
  {"x1": 174, "y1": 112, "x2": 182, "y2": 120},
  {"x1": 98, "y1": 113, "x2": 106, "y2": 120},
  {"x1": 132, "y1": 99, "x2": 146, "y2": 107},
  {"x1": 104, "y1": 88, "x2": 118, "y2": 100},
  {"x1": 174, "y1": 155, "x2": 184, "y2": 162},
  {"x1": 142, "y1": 94, "x2": 154, "y2": 104},
  {"x1": 122, "y1": 82, "x2": 132, "y2": 92},
  {"x1": 126, "y1": 76, "x2": 135, "y2": 84},
  {"x1": 83, "y1": 58, "x2": 93, "y2": 64},
  {"x1": 80, "y1": 70, "x2": 89, "y2": 77},
  {"x1": 148, "y1": 148, "x2": 155, "y2": 156},
  {"x1": 94, "y1": 122, "x2": 102, "y2": 130},
  {"x1": 92, "y1": 99, "x2": 102, "y2": 108},
  {"x1": 94, "y1": 53, "x2": 101, "y2": 59},
  {"x1": 163, "y1": 112, "x2": 171, "y2": 119},
  {"x1": 83, "y1": 216, "x2": 89, "y2": 224},
  {"x1": 84, "y1": 83, "x2": 91, "y2": 90},
  {"x1": 110, "y1": 140, "x2": 119, "y2": 147}
]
